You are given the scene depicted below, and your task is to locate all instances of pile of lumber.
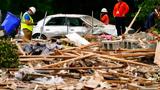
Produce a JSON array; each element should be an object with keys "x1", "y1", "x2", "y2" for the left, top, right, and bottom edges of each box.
[{"x1": 2, "y1": 40, "x2": 159, "y2": 90}]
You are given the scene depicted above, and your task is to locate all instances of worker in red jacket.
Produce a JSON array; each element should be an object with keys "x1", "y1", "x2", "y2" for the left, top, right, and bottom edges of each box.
[
  {"x1": 113, "y1": 0, "x2": 129, "y2": 36},
  {"x1": 100, "y1": 8, "x2": 109, "y2": 25}
]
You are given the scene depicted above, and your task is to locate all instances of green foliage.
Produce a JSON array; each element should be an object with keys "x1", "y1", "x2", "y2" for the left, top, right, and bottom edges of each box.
[
  {"x1": 150, "y1": 27, "x2": 160, "y2": 34},
  {"x1": 137, "y1": 0, "x2": 160, "y2": 24},
  {"x1": 0, "y1": 38, "x2": 19, "y2": 68}
]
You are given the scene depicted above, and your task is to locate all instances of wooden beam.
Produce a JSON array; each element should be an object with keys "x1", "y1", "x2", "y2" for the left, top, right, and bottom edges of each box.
[
  {"x1": 105, "y1": 80, "x2": 128, "y2": 84},
  {"x1": 60, "y1": 47, "x2": 77, "y2": 52},
  {"x1": 20, "y1": 58, "x2": 53, "y2": 62},
  {"x1": 93, "y1": 50, "x2": 155, "y2": 58},
  {"x1": 36, "y1": 66, "x2": 123, "y2": 70},
  {"x1": 36, "y1": 53, "x2": 94, "y2": 69},
  {"x1": 98, "y1": 54, "x2": 151, "y2": 67},
  {"x1": 60, "y1": 42, "x2": 99, "y2": 53},
  {"x1": 78, "y1": 42, "x2": 100, "y2": 49},
  {"x1": 103, "y1": 71, "x2": 148, "y2": 81},
  {"x1": 19, "y1": 55, "x2": 76, "y2": 58},
  {"x1": 119, "y1": 48, "x2": 155, "y2": 53},
  {"x1": 128, "y1": 83, "x2": 157, "y2": 90},
  {"x1": 111, "y1": 52, "x2": 155, "y2": 58},
  {"x1": 125, "y1": 7, "x2": 142, "y2": 34},
  {"x1": 81, "y1": 51, "x2": 150, "y2": 67}
]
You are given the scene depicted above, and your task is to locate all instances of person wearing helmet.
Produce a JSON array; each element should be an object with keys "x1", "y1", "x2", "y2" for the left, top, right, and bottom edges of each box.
[
  {"x1": 100, "y1": 8, "x2": 109, "y2": 25},
  {"x1": 113, "y1": 0, "x2": 129, "y2": 36},
  {"x1": 21, "y1": 6, "x2": 36, "y2": 42}
]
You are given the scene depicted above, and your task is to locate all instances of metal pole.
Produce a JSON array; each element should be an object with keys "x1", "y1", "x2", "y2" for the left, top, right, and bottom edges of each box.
[
  {"x1": 18, "y1": 12, "x2": 23, "y2": 38},
  {"x1": 39, "y1": 11, "x2": 47, "y2": 39},
  {"x1": 66, "y1": 15, "x2": 69, "y2": 34},
  {"x1": 0, "y1": 10, "x2": 2, "y2": 24},
  {"x1": 91, "y1": 10, "x2": 94, "y2": 34}
]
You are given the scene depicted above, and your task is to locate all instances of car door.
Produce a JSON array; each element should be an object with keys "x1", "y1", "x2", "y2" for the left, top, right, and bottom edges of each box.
[
  {"x1": 43, "y1": 17, "x2": 67, "y2": 37},
  {"x1": 67, "y1": 17, "x2": 88, "y2": 35}
]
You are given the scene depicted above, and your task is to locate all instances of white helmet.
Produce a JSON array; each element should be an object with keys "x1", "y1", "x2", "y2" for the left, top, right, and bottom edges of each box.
[
  {"x1": 29, "y1": 7, "x2": 36, "y2": 14},
  {"x1": 101, "y1": 8, "x2": 108, "y2": 13}
]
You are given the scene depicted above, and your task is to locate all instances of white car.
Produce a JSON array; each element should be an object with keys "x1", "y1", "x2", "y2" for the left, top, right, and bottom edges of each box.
[{"x1": 32, "y1": 14, "x2": 133, "y2": 39}]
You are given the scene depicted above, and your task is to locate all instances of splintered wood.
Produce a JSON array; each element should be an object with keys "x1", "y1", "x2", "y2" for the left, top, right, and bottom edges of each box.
[
  {"x1": 12, "y1": 41, "x2": 160, "y2": 90},
  {"x1": 4, "y1": 38, "x2": 160, "y2": 89}
]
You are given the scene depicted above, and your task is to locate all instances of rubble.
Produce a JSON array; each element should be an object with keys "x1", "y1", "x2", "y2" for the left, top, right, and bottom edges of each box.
[
  {"x1": 31, "y1": 76, "x2": 65, "y2": 85},
  {"x1": 0, "y1": 32, "x2": 160, "y2": 89},
  {"x1": 22, "y1": 39, "x2": 63, "y2": 55}
]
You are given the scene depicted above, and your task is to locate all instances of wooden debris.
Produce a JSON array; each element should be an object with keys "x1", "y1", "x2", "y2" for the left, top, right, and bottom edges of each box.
[
  {"x1": 98, "y1": 54, "x2": 151, "y2": 67},
  {"x1": 19, "y1": 55, "x2": 76, "y2": 59},
  {"x1": 36, "y1": 65, "x2": 124, "y2": 70},
  {"x1": 16, "y1": 43, "x2": 26, "y2": 55},
  {"x1": 4, "y1": 36, "x2": 160, "y2": 89},
  {"x1": 119, "y1": 48, "x2": 155, "y2": 53},
  {"x1": 37, "y1": 53, "x2": 94, "y2": 69},
  {"x1": 154, "y1": 42, "x2": 160, "y2": 66},
  {"x1": 111, "y1": 52, "x2": 155, "y2": 58},
  {"x1": 128, "y1": 83, "x2": 158, "y2": 90}
]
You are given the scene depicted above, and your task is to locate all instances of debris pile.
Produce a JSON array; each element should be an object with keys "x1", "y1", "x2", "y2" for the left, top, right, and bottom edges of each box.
[
  {"x1": 101, "y1": 32, "x2": 157, "y2": 50},
  {"x1": 0, "y1": 32, "x2": 159, "y2": 89}
]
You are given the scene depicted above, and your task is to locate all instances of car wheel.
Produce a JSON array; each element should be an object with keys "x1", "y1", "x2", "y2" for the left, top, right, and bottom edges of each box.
[{"x1": 32, "y1": 33, "x2": 47, "y2": 39}]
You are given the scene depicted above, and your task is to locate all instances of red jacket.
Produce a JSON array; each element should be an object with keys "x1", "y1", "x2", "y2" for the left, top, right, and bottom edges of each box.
[
  {"x1": 100, "y1": 14, "x2": 109, "y2": 25},
  {"x1": 113, "y1": 1, "x2": 129, "y2": 17}
]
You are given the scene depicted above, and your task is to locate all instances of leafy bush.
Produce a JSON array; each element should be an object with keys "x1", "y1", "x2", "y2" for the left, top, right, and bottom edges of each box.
[
  {"x1": 137, "y1": 0, "x2": 160, "y2": 25},
  {"x1": 0, "y1": 38, "x2": 19, "y2": 68}
]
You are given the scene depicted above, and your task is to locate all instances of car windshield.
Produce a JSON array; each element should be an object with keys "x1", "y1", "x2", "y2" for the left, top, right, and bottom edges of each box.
[{"x1": 81, "y1": 15, "x2": 104, "y2": 26}]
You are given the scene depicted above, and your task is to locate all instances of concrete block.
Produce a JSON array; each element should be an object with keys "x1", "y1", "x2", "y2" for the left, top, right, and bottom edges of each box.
[
  {"x1": 102, "y1": 40, "x2": 121, "y2": 50},
  {"x1": 102, "y1": 39, "x2": 140, "y2": 50}
]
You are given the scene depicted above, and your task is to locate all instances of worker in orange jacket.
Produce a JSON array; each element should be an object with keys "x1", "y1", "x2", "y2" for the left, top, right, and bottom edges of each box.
[
  {"x1": 113, "y1": 0, "x2": 129, "y2": 36},
  {"x1": 100, "y1": 8, "x2": 109, "y2": 25}
]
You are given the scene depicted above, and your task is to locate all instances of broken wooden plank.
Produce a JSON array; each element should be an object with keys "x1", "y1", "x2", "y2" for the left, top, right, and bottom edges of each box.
[
  {"x1": 111, "y1": 52, "x2": 155, "y2": 58},
  {"x1": 93, "y1": 51, "x2": 155, "y2": 58},
  {"x1": 60, "y1": 47, "x2": 77, "y2": 52},
  {"x1": 125, "y1": 7, "x2": 141, "y2": 34},
  {"x1": 20, "y1": 58, "x2": 53, "y2": 62},
  {"x1": 19, "y1": 55, "x2": 76, "y2": 59},
  {"x1": 105, "y1": 80, "x2": 128, "y2": 84},
  {"x1": 36, "y1": 65, "x2": 124, "y2": 70},
  {"x1": 103, "y1": 71, "x2": 148, "y2": 82},
  {"x1": 128, "y1": 83, "x2": 158, "y2": 90},
  {"x1": 67, "y1": 50, "x2": 82, "y2": 56},
  {"x1": 63, "y1": 53, "x2": 79, "y2": 57},
  {"x1": 36, "y1": 53, "x2": 94, "y2": 69},
  {"x1": 59, "y1": 42, "x2": 99, "y2": 53},
  {"x1": 54, "y1": 50, "x2": 63, "y2": 55},
  {"x1": 82, "y1": 51, "x2": 151, "y2": 67},
  {"x1": 154, "y1": 42, "x2": 160, "y2": 66},
  {"x1": 98, "y1": 54, "x2": 151, "y2": 67},
  {"x1": 78, "y1": 42, "x2": 100, "y2": 49},
  {"x1": 119, "y1": 48, "x2": 155, "y2": 53}
]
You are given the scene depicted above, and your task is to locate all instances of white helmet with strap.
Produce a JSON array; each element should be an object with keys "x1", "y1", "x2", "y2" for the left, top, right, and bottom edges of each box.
[
  {"x1": 29, "y1": 7, "x2": 36, "y2": 14},
  {"x1": 101, "y1": 8, "x2": 108, "y2": 13}
]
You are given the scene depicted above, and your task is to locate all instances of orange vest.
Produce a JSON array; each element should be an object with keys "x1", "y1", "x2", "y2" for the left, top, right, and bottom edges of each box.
[
  {"x1": 100, "y1": 14, "x2": 109, "y2": 25},
  {"x1": 113, "y1": 1, "x2": 129, "y2": 17}
]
